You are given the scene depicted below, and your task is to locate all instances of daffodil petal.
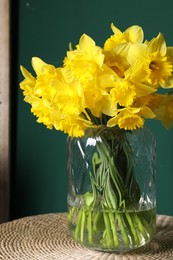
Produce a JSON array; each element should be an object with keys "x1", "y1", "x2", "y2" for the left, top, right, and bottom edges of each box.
[
  {"x1": 124, "y1": 25, "x2": 144, "y2": 43},
  {"x1": 32, "y1": 57, "x2": 47, "y2": 75},
  {"x1": 139, "y1": 106, "x2": 156, "y2": 118},
  {"x1": 162, "y1": 75, "x2": 173, "y2": 89},
  {"x1": 167, "y1": 46, "x2": 173, "y2": 59},
  {"x1": 134, "y1": 82, "x2": 156, "y2": 97},
  {"x1": 111, "y1": 23, "x2": 122, "y2": 36},
  {"x1": 20, "y1": 65, "x2": 35, "y2": 81},
  {"x1": 127, "y1": 43, "x2": 147, "y2": 65},
  {"x1": 147, "y1": 33, "x2": 166, "y2": 56}
]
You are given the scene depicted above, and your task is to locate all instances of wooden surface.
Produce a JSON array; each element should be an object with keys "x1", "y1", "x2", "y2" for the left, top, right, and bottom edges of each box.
[
  {"x1": 0, "y1": 0, "x2": 10, "y2": 223},
  {"x1": 0, "y1": 213, "x2": 173, "y2": 260}
]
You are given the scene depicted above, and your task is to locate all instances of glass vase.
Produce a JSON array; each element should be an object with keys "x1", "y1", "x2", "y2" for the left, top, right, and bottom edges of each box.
[{"x1": 67, "y1": 126, "x2": 156, "y2": 252}]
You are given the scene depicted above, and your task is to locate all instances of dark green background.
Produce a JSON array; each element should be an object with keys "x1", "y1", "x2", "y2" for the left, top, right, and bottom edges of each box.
[{"x1": 11, "y1": 0, "x2": 173, "y2": 219}]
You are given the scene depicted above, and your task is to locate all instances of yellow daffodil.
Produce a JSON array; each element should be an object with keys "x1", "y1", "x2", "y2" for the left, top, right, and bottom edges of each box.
[
  {"x1": 20, "y1": 24, "x2": 173, "y2": 137},
  {"x1": 126, "y1": 33, "x2": 173, "y2": 87},
  {"x1": 20, "y1": 66, "x2": 36, "y2": 97},
  {"x1": 52, "y1": 113, "x2": 93, "y2": 137},
  {"x1": 152, "y1": 94, "x2": 173, "y2": 128},
  {"x1": 104, "y1": 43, "x2": 130, "y2": 78},
  {"x1": 161, "y1": 46, "x2": 173, "y2": 88},
  {"x1": 31, "y1": 96, "x2": 54, "y2": 129},
  {"x1": 136, "y1": 94, "x2": 164, "y2": 112},
  {"x1": 110, "y1": 80, "x2": 136, "y2": 107},
  {"x1": 104, "y1": 23, "x2": 144, "y2": 51},
  {"x1": 104, "y1": 24, "x2": 144, "y2": 78},
  {"x1": 107, "y1": 108, "x2": 144, "y2": 130},
  {"x1": 64, "y1": 34, "x2": 104, "y2": 84},
  {"x1": 107, "y1": 106, "x2": 155, "y2": 130}
]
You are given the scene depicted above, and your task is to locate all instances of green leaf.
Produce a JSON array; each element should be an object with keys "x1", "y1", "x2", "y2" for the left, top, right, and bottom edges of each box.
[{"x1": 103, "y1": 172, "x2": 117, "y2": 210}]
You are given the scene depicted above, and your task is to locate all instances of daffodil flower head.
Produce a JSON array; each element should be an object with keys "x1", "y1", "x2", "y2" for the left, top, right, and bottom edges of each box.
[
  {"x1": 104, "y1": 23, "x2": 144, "y2": 51},
  {"x1": 64, "y1": 34, "x2": 104, "y2": 84},
  {"x1": 110, "y1": 80, "x2": 136, "y2": 107},
  {"x1": 153, "y1": 94, "x2": 173, "y2": 128}
]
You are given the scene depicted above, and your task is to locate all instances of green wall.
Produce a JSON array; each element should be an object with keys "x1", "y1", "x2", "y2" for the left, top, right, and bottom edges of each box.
[{"x1": 11, "y1": 0, "x2": 173, "y2": 219}]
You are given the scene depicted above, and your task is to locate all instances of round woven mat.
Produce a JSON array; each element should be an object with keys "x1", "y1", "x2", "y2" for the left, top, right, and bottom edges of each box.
[{"x1": 0, "y1": 213, "x2": 173, "y2": 260}]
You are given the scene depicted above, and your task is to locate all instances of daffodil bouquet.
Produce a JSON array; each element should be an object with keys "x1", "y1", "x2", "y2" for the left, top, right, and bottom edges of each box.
[{"x1": 20, "y1": 24, "x2": 173, "y2": 251}]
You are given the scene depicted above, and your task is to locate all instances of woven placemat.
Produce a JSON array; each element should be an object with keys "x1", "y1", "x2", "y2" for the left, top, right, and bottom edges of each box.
[{"x1": 0, "y1": 213, "x2": 173, "y2": 260}]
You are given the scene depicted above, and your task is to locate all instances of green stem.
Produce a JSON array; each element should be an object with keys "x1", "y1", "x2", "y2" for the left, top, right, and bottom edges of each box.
[
  {"x1": 74, "y1": 209, "x2": 83, "y2": 241},
  {"x1": 133, "y1": 213, "x2": 148, "y2": 241},
  {"x1": 87, "y1": 210, "x2": 93, "y2": 244},
  {"x1": 108, "y1": 211, "x2": 119, "y2": 247},
  {"x1": 125, "y1": 211, "x2": 140, "y2": 246},
  {"x1": 97, "y1": 142, "x2": 125, "y2": 208},
  {"x1": 103, "y1": 211, "x2": 114, "y2": 247},
  {"x1": 80, "y1": 209, "x2": 86, "y2": 243},
  {"x1": 140, "y1": 211, "x2": 156, "y2": 238},
  {"x1": 116, "y1": 212, "x2": 130, "y2": 246},
  {"x1": 68, "y1": 207, "x2": 76, "y2": 222}
]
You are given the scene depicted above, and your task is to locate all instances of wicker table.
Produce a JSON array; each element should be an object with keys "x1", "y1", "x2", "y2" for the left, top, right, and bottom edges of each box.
[{"x1": 0, "y1": 213, "x2": 173, "y2": 260}]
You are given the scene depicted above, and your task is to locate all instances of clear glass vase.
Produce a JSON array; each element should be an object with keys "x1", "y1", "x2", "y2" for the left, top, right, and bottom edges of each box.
[{"x1": 67, "y1": 126, "x2": 156, "y2": 252}]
